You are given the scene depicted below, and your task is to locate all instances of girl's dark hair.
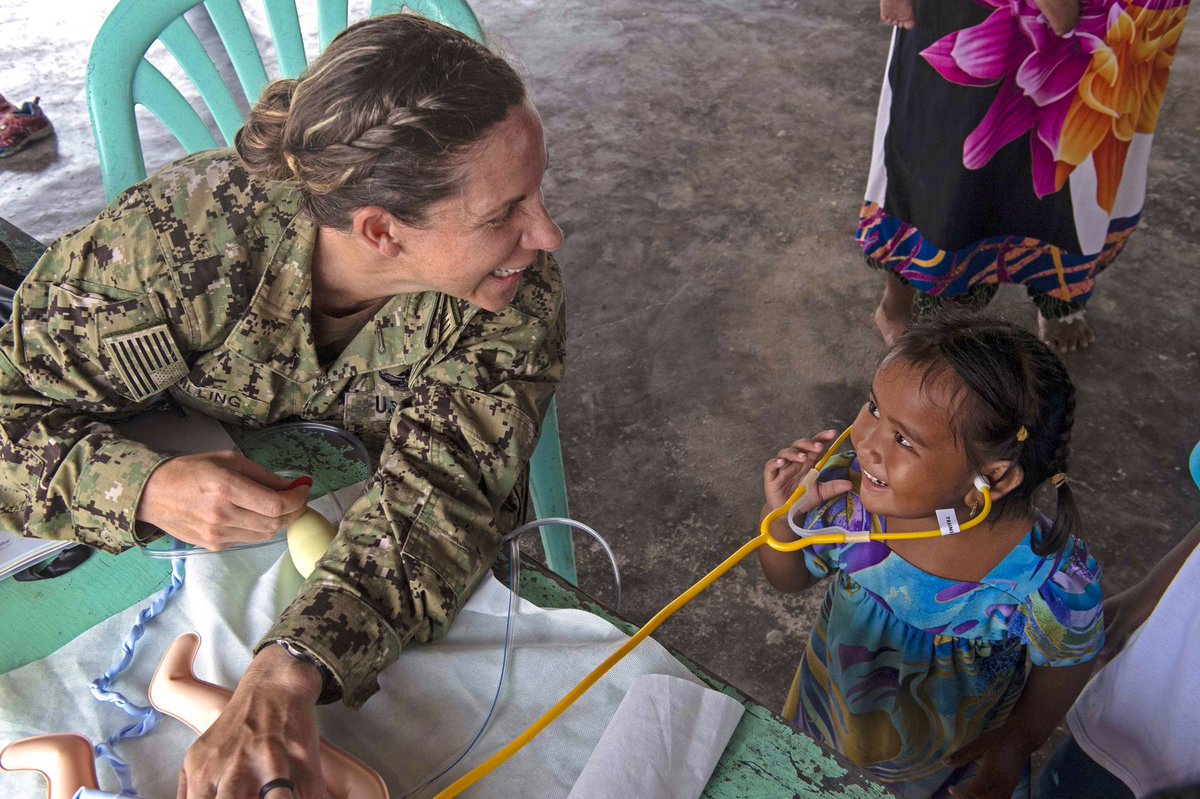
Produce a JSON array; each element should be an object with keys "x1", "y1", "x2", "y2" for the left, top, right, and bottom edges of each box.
[
  {"x1": 236, "y1": 14, "x2": 526, "y2": 230},
  {"x1": 886, "y1": 311, "x2": 1080, "y2": 556}
]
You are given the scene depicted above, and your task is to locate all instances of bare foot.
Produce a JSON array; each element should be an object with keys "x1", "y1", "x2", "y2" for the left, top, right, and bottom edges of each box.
[
  {"x1": 1034, "y1": 0, "x2": 1080, "y2": 35},
  {"x1": 874, "y1": 272, "x2": 915, "y2": 345},
  {"x1": 881, "y1": 0, "x2": 915, "y2": 28},
  {"x1": 1038, "y1": 311, "x2": 1095, "y2": 353}
]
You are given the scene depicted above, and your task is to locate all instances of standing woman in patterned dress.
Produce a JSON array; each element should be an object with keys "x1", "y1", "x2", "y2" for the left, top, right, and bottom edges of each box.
[{"x1": 860, "y1": 0, "x2": 1189, "y2": 352}]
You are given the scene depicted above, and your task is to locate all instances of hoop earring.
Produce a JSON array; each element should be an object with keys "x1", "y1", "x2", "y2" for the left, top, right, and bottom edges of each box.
[{"x1": 969, "y1": 500, "x2": 980, "y2": 519}]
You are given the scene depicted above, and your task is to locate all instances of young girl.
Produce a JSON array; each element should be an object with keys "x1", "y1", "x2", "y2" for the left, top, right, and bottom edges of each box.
[{"x1": 759, "y1": 314, "x2": 1103, "y2": 799}]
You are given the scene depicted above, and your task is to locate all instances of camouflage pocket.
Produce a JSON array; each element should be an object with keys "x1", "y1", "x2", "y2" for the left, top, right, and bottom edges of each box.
[
  {"x1": 342, "y1": 370, "x2": 412, "y2": 452},
  {"x1": 44, "y1": 284, "x2": 185, "y2": 403},
  {"x1": 47, "y1": 283, "x2": 157, "y2": 355},
  {"x1": 401, "y1": 487, "x2": 483, "y2": 601}
]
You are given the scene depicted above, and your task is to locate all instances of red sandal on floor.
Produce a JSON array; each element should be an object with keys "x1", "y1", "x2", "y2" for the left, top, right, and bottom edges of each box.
[{"x1": 0, "y1": 97, "x2": 53, "y2": 158}]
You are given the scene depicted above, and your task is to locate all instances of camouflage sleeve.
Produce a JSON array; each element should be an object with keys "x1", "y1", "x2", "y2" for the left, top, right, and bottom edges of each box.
[
  {"x1": 258, "y1": 253, "x2": 566, "y2": 708},
  {"x1": 0, "y1": 193, "x2": 192, "y2": 552}
]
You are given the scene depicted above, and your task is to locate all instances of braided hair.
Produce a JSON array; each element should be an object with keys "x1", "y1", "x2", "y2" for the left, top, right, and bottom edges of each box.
[
  {"x1": 885, "y1": 311, "x2": 1081, "y2": 556},
  {"x1": 236, "y1": 14, "x2": 526, "y2": 229}
]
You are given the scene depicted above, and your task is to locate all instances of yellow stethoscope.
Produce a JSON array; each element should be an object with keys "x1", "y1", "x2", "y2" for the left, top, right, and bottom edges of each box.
[{"x1": 434, "y1": 425, "x2": 994, "y2": 798}]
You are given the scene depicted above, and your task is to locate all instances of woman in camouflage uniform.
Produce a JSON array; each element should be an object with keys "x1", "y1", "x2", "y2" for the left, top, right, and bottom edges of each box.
[{"x1": 0, "y1": 15, "x2": 564, "y2": 798}]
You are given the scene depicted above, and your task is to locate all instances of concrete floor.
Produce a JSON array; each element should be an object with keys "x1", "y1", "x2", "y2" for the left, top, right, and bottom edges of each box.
[{"x1": 3, "y1": 0, "x2": 1199, "y2": 753}]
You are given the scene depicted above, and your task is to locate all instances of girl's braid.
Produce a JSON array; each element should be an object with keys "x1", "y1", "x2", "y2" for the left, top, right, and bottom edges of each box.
[
  {"x1": 1027, "y1": 339, "x2": 1081, "y2": 555},
  {"x1": 1053, "y1": 374, "x2": 1076, "y2": 474}
]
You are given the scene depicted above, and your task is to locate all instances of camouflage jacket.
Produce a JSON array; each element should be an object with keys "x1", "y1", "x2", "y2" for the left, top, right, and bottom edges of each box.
[{"x1": 0, "y1": 150, "x2": 565, "y2": 707}]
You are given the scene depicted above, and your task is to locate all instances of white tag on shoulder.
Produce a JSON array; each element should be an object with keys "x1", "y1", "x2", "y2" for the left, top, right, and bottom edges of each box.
[{"x1": 935, "y1": 508, "x2": 961, "y2": 536}]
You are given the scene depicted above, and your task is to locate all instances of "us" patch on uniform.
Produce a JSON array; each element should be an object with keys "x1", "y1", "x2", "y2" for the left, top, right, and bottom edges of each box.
[{"x1": 103, "y1": 324, "x2": 188, "y2": 402}]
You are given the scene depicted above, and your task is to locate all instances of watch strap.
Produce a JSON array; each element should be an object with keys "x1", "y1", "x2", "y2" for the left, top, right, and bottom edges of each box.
[{"x1": 275, "y1": 639, "x2": 341, "y2": 704}]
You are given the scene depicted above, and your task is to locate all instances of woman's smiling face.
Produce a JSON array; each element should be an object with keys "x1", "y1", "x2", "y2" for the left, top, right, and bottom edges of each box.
[
  {"x1": 396, "y1": 100, "x2": 563, "y2": 312},
  {"x1": 850, "y1": 358, "x2": 979, "y2": 527}
]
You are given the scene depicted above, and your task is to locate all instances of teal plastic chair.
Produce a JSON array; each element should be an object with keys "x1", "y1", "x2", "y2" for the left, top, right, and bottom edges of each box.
[{"x1": 85, "y1": 0, "x2": 577, "y2": 583}]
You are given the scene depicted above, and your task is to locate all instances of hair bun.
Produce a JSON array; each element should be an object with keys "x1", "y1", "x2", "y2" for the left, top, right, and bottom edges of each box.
[{"x1": 235, "y1": 78, "x2": 299, "y2": 183}]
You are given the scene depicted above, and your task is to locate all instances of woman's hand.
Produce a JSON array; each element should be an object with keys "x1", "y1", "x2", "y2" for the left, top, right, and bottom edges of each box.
[
  {"x1": 138, "y1": 451, "x2": 312, "y2": 551},
  {"x1": 178, "y1": 645, "x2": 327, "y2": 798},
  {"x1": 763, "y1": 429, "x2": 850, "y2": 511},
  {"x1": 943, "y1": 726, "x2": 1033, "y2": 799},
  {"x1": 1033, "y1": 0, "x2": 1080, "y2": 36},
  {"x1": 1098, "y1": 582, "x2": 1158, "y2": 664}
]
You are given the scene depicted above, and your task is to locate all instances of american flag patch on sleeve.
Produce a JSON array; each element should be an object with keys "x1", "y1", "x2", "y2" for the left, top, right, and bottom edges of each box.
[{"x1": 102, "y1": 324, "x2": 188, "y2": 402}]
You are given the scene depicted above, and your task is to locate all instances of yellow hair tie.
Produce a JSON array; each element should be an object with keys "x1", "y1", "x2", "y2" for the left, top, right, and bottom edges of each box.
[
  {"x1": 1051, "y1": 472, "x2": 1068, "y2": 489},
  {"x1": 1016, "y1": 425, "x2": 1029, "y2": 442}
]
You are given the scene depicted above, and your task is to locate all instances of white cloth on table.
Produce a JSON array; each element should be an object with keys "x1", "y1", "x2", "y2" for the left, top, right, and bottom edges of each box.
[{"x1": 0, "y1": 537, "x2": 727, "y2": 798}]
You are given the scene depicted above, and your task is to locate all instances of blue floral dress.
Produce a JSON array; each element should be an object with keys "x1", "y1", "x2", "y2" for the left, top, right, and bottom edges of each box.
[{"x1": 783, "y1": 455, "x2": 1104, "y2": 798}]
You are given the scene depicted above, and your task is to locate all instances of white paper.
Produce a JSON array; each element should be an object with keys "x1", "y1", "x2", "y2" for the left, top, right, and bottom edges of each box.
[
  {"x1": 568, "y1": 673, "x2": 744, "y2": 799},
  {"x1": 0, "y1": 536, "x2": 69, "y2": 581}
]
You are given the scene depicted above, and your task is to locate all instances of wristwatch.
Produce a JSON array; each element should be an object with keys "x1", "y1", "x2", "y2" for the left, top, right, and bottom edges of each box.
[{"x1": 275, "y1": 640, "x2": 340, "y2": 704}]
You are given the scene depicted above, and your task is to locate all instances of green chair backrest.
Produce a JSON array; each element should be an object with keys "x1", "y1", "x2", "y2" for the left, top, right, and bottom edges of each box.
[
  {"x1": 86, "y1": 0, "x2": 483, "y2": 202},
  {"x1": 84, "y1": 0, "x2": 576, "y2": 583}
]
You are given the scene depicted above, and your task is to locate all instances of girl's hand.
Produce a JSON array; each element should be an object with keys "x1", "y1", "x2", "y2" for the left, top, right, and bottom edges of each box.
[
  {"x1": 943, "y1": 727, "x2": 1032, "y2": 799},
  {"x1": 138, "y1": 451, "x2": 312, "y2": 551},
  {"x1": 758, "y1": 429, "x2": 852, "y2": 593},
  {"x1": 763, "y1": 429, "x2": 849, "y2": 510}
]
